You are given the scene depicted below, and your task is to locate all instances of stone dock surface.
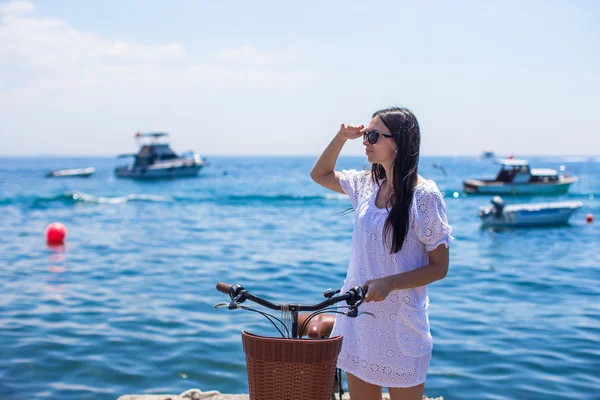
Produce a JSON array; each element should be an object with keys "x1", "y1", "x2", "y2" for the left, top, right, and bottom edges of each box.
[{"x1": 117, "y1": 389, "x2": 443, "y2": 400}]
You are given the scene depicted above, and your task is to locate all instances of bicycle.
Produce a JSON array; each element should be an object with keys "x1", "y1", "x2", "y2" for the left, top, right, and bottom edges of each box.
[{"x1": 215, "y1": 282, "x2": 371, "y2": 400}]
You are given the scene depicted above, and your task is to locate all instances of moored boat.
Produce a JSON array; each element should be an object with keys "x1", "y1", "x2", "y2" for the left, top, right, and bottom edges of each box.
[
  {"x1": 115, "y1": 132, "x2": 206, "y2": 179},
  {"x1": 463, "y1": 159, "x2": 578, "y2": 195},
  {"x1": 46, "y1": 167, "x2": 95, "y2": 178},
  {"x1": 479, "y1": 196, "x2": 582, "y2": 227}
]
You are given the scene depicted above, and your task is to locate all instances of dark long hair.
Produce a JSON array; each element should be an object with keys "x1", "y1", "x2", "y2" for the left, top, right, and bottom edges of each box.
[{"x1": 371, "y1": 107, "x2": 421, "y2": 253}]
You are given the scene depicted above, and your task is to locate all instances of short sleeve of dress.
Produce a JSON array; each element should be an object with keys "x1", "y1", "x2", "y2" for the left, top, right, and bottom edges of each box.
[
  {"x1": 413, "y1": 183, "x2": 454, "y2": 251},
  {"x1": 339, "y1": 169, "x2": 368, "y2": 209}
]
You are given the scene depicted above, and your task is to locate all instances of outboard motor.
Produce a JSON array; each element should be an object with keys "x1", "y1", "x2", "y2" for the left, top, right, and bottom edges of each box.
[{"x1": 491, "y1": 196, "x2": 505, "y2": 218}]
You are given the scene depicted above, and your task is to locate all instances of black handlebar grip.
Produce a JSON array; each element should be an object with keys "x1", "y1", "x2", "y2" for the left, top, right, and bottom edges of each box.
[{"x1": 216, "y1": 282, "x2": 231, "y2": 294}]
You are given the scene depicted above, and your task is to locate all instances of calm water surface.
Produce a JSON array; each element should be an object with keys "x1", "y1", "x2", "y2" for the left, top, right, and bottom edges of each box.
[{"x1": 0, "y1": 156, "x2": 598, "y2": 400}]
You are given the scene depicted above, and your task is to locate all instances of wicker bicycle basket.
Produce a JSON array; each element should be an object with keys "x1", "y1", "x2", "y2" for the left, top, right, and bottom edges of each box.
[{"x1": 241, "y1": 330, "x2": 343, "y2": 400}]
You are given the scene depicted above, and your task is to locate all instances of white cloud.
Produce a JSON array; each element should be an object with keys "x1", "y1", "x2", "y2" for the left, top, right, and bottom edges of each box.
[
  {"x1": 0, "y1": 0, "x2": 312, "y2": 96},
  {"x1": 0, "y1": 0, "x2": 316, "y2": 155}
]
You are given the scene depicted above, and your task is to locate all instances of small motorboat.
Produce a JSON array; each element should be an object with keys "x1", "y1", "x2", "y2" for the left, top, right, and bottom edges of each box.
[
  {"x1": 115, "y1": 132, "x2": 206, "y2": 179},
  {"x1": 464, "y1": 158, "x2": 578, "y2": 195},
  {"x1": 479, "y1": 196, "x2": 583, "y2": 228},
  {"x1": 47, "y1": 167, "x2": 95, "y2": 178},
  {"x1": 477, "y1": 150, "x2": 495, "y2": 160}
]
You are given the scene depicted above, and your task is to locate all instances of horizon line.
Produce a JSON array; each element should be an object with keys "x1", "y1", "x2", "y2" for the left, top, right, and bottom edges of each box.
[{"x1": 1, "y1": 153, "x2": 599, "y2": 158}]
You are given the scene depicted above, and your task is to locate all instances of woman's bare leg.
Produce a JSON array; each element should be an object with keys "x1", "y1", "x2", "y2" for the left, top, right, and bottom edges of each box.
[
  {"x1": 346, "y1": 372, "x2": 382, "y2": 400},
  {"x1": 388, "y1": 383, "x2": 424, "y2": 400}
]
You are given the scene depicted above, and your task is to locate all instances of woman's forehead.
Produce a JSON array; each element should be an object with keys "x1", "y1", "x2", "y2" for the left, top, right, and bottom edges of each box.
[{"x1": 368, "y1": 115, "x2": 392, "y2": 134}]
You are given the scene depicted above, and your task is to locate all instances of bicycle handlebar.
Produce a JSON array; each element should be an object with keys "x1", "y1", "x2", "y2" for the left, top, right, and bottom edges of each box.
[{"x1": 215, "y1": 281, "x2": 366, "y2": 312}]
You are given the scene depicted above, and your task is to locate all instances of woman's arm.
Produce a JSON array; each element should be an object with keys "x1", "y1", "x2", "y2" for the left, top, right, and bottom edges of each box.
[
  {"x1": 310, "y1": 124, "x2": 364, "y2": 194},
  {"x1": 363, "y1": 245, "x2": 449, "y2": 302}
]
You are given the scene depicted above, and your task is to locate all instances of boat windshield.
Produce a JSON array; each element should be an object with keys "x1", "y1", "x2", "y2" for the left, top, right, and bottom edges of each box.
[{"x1": 496, "y1": 165, "x2": 530, "y2": 183}]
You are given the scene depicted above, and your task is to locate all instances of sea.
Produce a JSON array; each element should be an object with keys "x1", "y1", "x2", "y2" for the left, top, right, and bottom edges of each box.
[{"x1": 0, "y1": 155, "x2": 598, "y2": 400}]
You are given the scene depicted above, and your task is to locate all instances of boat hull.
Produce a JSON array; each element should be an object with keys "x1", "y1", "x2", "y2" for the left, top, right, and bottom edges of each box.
[
  {"x1": 115, "y1": 163, "x2": 204, "y2": 179},
  {"x1": 480, "y1": 201, "x2": 582, "y2": 227},
  {"x1": 464, "y1": 178, "x2": 577, "y2": 195},
  {"x1": 47, "y1": 168, "x2": 95, "y2": 178}
]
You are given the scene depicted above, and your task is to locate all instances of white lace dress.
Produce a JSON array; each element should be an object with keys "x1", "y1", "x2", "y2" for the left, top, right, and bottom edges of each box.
[{"x1": 331, "y1": 169, "x2": 453, "y2": 388}]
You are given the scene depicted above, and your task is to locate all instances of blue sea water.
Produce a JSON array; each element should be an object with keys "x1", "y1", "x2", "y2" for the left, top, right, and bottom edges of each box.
[{"x1": 0, "y1": 155, "x2": 598, "y2": 400}]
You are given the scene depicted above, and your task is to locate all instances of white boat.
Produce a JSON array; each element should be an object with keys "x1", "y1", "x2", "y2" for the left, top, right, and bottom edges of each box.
[
  {"x1": 479, "y1": 196, "x2": 583, "y2": 227},
  {"x1": 115, "y1": 132, "x2": 206, "y2": 179},
  {"x1": 47, "y1": 167, "x2": 95, "y2": 178},
  {"x1": 463, "y1": 159, "x2": 578, "y2": 195}
]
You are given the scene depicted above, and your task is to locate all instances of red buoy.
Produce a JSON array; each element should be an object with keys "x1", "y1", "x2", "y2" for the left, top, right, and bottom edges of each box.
[
  {"x1": 46, "y1": 222, "x2": 67, "y2": 244},
  {"x1": 508, "y1": 154, "x2": 515, "y2": 160},
  {"x1": 586, "y1": 214, "x2": 594, "y2": 224}
]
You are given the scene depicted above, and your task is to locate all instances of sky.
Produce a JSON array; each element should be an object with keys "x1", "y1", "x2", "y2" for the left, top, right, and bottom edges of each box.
[{"x1": 0, "y1": 0, "x2": 598, "y2": 157}]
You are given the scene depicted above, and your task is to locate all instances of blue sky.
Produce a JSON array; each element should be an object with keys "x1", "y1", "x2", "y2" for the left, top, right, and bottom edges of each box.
[{"x1": 1, "y1": 0, "x2": 598, "y2": 156}]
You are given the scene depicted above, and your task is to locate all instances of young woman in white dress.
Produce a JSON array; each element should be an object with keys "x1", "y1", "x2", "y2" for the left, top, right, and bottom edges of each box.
[{"x1": 310, "y1": 107, "x2": 453, "y2": 400}]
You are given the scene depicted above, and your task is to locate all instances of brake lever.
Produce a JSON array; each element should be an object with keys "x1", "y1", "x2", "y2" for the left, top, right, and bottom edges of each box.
[
  {"x1": 228, "y1": 300, "x2": 240, "y2": 310},
  {"x1": 358, "y1": 311, "x2": 375, "y2": 318},
  {"x1": 345, "y1": 309, "x2": 375, "y2": 318},
  {"x1": 214, "y1": 302, "x2": 240, "y2": 310},
  {"x1": 346, "y1": 308, "x2": 359, "y2": 318}
]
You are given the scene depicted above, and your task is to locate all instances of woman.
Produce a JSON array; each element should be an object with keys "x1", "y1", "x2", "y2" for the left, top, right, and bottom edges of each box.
[{"x1": 310, "y1": 107, "x2": 452, "y2": 400}]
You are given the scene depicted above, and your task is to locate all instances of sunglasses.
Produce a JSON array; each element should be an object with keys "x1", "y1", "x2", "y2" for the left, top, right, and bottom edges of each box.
[{"x1": 363, "y1": 130, "x2": 396, "y2": 145}]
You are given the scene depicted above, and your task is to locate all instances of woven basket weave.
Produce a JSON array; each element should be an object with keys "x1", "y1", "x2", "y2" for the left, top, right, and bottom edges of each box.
[{"x1": 241, "y1": 331, "x2": 343, "y2": 400}]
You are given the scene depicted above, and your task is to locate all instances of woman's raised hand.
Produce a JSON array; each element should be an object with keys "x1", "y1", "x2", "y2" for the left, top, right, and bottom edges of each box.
[{"x1": 337, "y1": 124, "x2": 365, "y2": 140}]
